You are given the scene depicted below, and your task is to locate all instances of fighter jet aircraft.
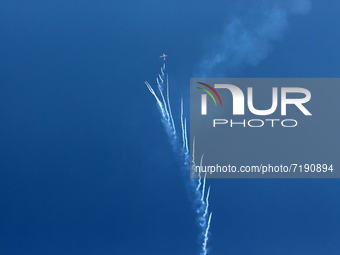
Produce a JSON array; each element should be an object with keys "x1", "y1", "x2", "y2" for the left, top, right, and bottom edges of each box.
[{"x1": 159, "y1": 53, "x2": 167, "y2": 60}]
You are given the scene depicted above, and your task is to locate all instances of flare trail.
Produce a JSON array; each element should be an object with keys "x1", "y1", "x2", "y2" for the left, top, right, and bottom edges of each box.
[{"x1": 145, "y1": 61, "x2": 213, "y2": 255}]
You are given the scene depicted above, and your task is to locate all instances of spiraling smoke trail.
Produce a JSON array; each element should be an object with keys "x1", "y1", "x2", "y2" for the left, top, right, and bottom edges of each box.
[{"x1": 145, "y1": 61, "x2": 212, "y2": 255}]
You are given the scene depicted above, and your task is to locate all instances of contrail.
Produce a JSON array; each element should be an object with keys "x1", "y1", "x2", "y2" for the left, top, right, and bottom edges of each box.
[{"x1": 145, "y1": 61, "x2": 213, "y2": 254}]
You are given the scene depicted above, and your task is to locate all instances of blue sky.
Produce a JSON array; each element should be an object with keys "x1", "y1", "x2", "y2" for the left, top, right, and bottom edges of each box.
[{"x1": 0, "y1": 0, "x2": 339, "y2": 254}]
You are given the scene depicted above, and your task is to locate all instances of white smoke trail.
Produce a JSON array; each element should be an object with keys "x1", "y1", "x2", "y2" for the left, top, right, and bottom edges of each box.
[
  {"x1": 145, "y1": 64, "x2": 176, "y2": 140},
  {"x1": 201, "y1": 171, "x2": 207, "y2": 203},
  {"x1": 197, "y1": 0, "x2": 311, "y2": 76},
  {"x1": 144, "y1": 2, "x2": 312, "y2": 254},
  {"x1": 184, "y1": 118, "x2": 189, "y2": 155},
  {"x1": 196, "y1": 153, "x2": 204, "y2": 193},
  {"x1": 182, "y1": 113, "x2": 212, "y2": 255},
  {"x1": 202, "y1": 212, "x2": 213, "y2": 255},
  {"x1": 156, "y1": 79, "x2": 170, "y2": 123},
  {"x1": 145, "y1": 81, "x2": 167, "y2": 120},
  {"x1": 186, "y1": 2, "x2": 312, "y2": 254},
  {"x1": 186, "y1": 120, "x2": 212, "y2": 255},
  {"x1": 166, "y1": 74, "x2": 176, "y2": 136},
  {"x1": 180, "y1": 98, "x2": 186, "y2": 152},
  {"x1": 203, "y1": 186, "x2": 210, "y2": 220},
  {"x1": 158, "y1": 73, "x2": 164, "y2": 83},
  {"x1": 145, "y1": 61, "x2": 213, "y2": 254},
  {"x1": 191, "y1": 146, "x2": 211, "y2": 255}
]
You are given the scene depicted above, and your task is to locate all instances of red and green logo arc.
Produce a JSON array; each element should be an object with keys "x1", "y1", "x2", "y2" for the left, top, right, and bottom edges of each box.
[{"x1": 196, "y1": 82, "x2": 223, "y2": 106}]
